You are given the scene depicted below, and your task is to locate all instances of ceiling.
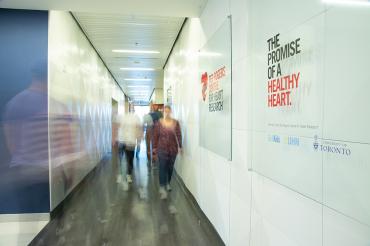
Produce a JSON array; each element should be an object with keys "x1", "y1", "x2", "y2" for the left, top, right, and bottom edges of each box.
[
  {"x1": 0, "y1": 0, "x2": 206, "y2": 103},
  {"x1": 74, "y1": 12, "x2": 184, "y2": 103},
  {"x1": 0, "y1": 0, "x2": 208, "y2": 17}
]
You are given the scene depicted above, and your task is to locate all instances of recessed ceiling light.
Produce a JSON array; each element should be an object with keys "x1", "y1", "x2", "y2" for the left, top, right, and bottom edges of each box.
[
  {"x1": 127, "y1": 85, "x2": 151, "y2": 88},
  {"x1": 130, "y1": 90, "x2": 149, "y2": 93},
  {"x1": 113, "y1": 49, "x2": 160, "y2": 54},
  {"x1": 122, "y1": 23, "x2": 157, "y2": 26},
  {"x1": 198, "y1": 51, "x2": 222, "y2": 57},
  {"x1": 124, "y1": 78, "x2": 151, "y2": 81},
  {"x1": 323, "y1": 0, "x2": 370, "y2": 5},
  {"x1": 120, "y1": 67, "x2": 155, "y2": 71}
]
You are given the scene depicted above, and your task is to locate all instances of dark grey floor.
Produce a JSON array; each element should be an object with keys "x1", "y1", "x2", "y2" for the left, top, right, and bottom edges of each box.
[{"x1": 30, "y1": 146, "x2": 224, "y2": 246}]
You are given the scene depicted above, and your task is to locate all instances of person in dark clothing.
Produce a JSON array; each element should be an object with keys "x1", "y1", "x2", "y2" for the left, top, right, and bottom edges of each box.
[
  {"x1": 150, "y1": 110, "x2": 163, "y2": 123},
  {"x1": 153, "y1": 105, "x2": 182, "y2": 199},
  {"x1": 145, "y1": 106, "x2": 163, "y2": 169}
]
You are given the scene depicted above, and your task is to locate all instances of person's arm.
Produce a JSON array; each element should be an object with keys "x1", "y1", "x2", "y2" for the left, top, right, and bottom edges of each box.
[
  {"x1": 3, "y1": 122, "x2": 17, "y2": 155},
  {"x1": 136, "y1": 116, "x2": 144, "y2": 142},
  {"x1": 2, "y1": 103, "x2": 18, "y2": 155},
  {"x1": 152, "y1": 121, "x2": 160, "y2": 154},
  {"x1": 176, "y1": 121, "x2": 182, "y2": 149},
  {"x1": 112, "y1": 124, "x2": 118, "y2": 145},
  {"x1": 112, "y1": 116, "x2": 119, "y2": 146}
]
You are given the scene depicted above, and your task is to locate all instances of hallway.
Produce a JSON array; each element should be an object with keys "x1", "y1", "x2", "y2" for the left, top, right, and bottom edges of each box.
[
  {"x1": 2, "y1": 2, "x2": 370, "y2": 245},
  {"x1": 30, "y1": 146, "x2": 224, "y2": 246}
]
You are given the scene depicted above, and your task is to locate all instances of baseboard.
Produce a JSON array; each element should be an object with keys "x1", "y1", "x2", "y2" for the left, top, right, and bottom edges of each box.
[
  {"x1": 0, "y1": 213, "x2": 49, "y2": 222},
  {"x1": 174, "y1": 171, "x2": 225, "y2": 246}
]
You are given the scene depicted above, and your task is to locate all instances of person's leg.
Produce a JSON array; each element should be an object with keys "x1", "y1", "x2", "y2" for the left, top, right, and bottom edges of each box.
[
  {"x1": 167, "y1": 155, "x2": 177, "y2": 184},
  {"x1": 158, "y1": 153, "x2": 167, "y2": 187},
  {"x1": 136, "y1": 142, "x2": 140, "y2": 158},
  {"x1": 158, "y1": 153, "x2": 169, "y2": 199},
  {"x1": 125, "y1": 148, "x2": 134, "y2": 175},
  {"x1": 145, "y1": 132, "x2": 151, "y2": 161},
  {"x1": 116, "y1": 143, "x2": 124, "y2": 183},
  {"x1": 118, "y1": 142, "x2": 125, "y2": 172}
]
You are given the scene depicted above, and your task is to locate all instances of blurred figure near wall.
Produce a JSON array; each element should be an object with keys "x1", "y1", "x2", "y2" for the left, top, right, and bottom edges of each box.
[
  {"x1": 1, "y1": 61, "x2": 50, "y2": 212},
  {"x1": 48, "y1": 94, "x2": 85, "y2": 204},
  {"x1": 114, "y1": 110, "x2": 143, "y2": 185},
  {"x1": 1, "y1": 58, "x2": 86, "y2": 214}
]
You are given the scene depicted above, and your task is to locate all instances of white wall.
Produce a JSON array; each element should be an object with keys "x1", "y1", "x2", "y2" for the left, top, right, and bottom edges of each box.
[
  {"x1": 164, "y1": 0, "x2": 370, "y2": 245},
  {"x1": 152, "y1": 88, "x2": 164, "y2": 104},
  {"x1": 48, "y1": 11, "x2": 125, "y2": 209},
  {"x1": 164, "y1": 1, "x2": 250, "y2": 243}
]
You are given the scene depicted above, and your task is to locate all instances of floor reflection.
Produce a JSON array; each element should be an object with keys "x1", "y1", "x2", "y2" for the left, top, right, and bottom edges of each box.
[{"x1": 30, "y1": 143, "x2": 224, "y2": 246}]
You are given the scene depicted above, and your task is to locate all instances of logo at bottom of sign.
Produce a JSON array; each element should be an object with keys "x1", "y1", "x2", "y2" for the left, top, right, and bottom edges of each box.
[{"x1": 313, "y1": 135, "x2": 351, "y2": 156}]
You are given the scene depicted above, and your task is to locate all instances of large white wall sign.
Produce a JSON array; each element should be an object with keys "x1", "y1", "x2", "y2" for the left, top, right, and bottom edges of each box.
[
  {"x1": 199, "y1": 17, "x2": 232, "y2": 160},
  {"x1": 251, "y1": 9, "x2": 325, "y2": 202}
]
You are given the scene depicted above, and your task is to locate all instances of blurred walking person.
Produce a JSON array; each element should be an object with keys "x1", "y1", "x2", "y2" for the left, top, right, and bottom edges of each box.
[
  {"x1": 143, "y1": 111, "x2": 154, "y2": 166},
  {"x1": 153, "y1": 105, "x2": 182, "y2": 199},
  {"x1": 114, "y1": 111, "x2": 143, "y2": 184},
  {"x1": 144, "y1": 105, "x2": 163, "y2": 169}
]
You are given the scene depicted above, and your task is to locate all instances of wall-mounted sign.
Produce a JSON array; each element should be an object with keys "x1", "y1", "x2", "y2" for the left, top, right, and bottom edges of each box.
[
  {"x1": 199, "y1": 17, "x2": 232, "y2": 160},
  {"x1": 252, "y1": 21, "x2": 325, "y2": 202}
]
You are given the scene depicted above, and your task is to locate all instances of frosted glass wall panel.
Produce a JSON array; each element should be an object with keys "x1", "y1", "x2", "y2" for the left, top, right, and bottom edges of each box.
[{"x1": 199, "y1": 17, "x2": 232, "y2": 160}]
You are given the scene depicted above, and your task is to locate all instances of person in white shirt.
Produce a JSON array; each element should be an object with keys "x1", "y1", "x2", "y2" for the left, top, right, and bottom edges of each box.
[{"x1": 114, "y1": 111, "x2": 143, "y2": 184}]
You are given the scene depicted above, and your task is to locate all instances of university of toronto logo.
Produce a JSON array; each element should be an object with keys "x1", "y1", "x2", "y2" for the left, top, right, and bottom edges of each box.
[
  {"x1": 313, "y1": 135, "x2": 319, "y2": 150},
  {"x1": 312, "y1": 135, "x2": 351, "y2": 156}
]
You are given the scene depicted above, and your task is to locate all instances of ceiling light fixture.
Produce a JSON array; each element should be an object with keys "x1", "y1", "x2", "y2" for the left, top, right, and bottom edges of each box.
[
  {"x1": 120, "y1": 67, "x2": 155, "y2": 71},
  {"x1": 323, "y1": 0, "x2": 370, "y2": 5},
  {"x1": 127, "y1": 85, "x2": 151, "y2": 88},
  {"x1": 198, "y1": 51, "x2": 222, "y2": 57},
  {"x1": 129, "y1": 90, "x2": 149, "y2": 93},
  {"x1": 122, "y1": 23, "x2": 157, "y2": 26},
  {"x1": 124, "y1": 78, "x2": 152, "y2": 81},
  {"x1": 113, "y1": 49, "x2": 160, "y2": 54}
]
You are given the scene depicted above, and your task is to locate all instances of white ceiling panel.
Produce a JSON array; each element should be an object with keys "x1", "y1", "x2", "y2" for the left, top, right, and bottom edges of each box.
[
  {"x1": 0, "y1": 0, "x2": 208, "y2": 17},
  {"x1": 73, "y1": 12, "x2": 184, "y2": 103}
]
